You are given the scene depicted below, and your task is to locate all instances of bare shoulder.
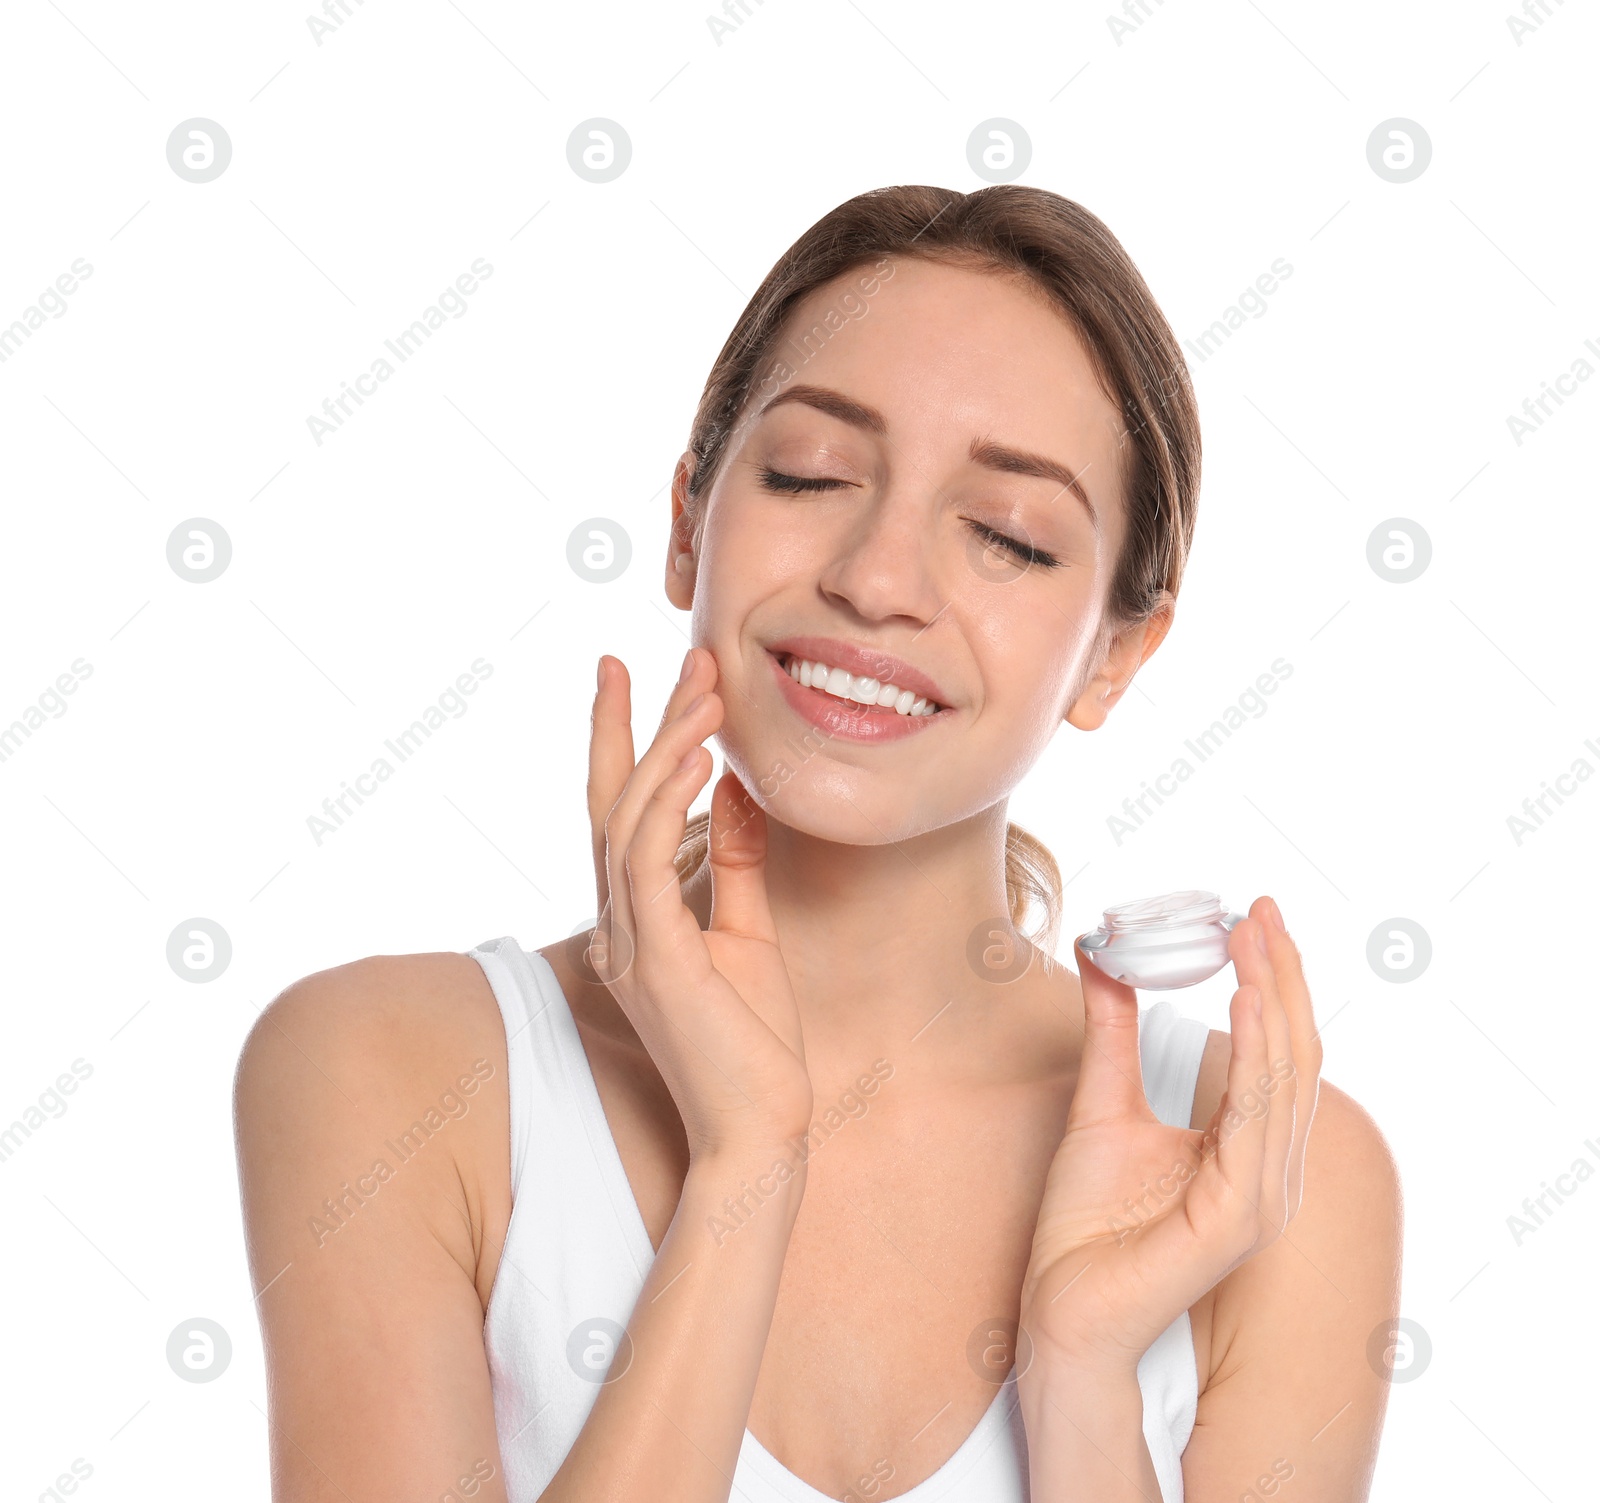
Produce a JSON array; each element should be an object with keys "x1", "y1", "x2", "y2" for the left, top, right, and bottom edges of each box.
[
  {"x1": 232, "y1": 949, "x2": 514, "y2": 1496},
  {"x1": 233, "y1": 949, "x2": 512, "y2": 1278},
  {"x1": 237, "y1": 948, "x2": 506, "y2": 1080}
]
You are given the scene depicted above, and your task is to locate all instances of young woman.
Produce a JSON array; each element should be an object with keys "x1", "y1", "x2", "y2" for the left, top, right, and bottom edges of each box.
[{"x1": 235, "y1": 184, "x2": 1402, "y2": 1503}]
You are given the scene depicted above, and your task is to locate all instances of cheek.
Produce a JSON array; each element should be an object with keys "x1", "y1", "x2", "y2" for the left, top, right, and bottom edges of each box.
[
  {"x1": 699, "y1": 493, "x2": 821, "y2": 610},
  {"x1": 966, "y1": 602, "x2": 1082, "y2": 738}
]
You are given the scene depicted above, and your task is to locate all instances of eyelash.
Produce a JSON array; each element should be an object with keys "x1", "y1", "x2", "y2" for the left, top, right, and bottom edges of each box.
[{"x1": 755, "y1": 468, "x2": 1064, "y2": 571}]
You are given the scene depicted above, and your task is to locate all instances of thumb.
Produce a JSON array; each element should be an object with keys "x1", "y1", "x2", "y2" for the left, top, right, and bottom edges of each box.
[
  {"x1": 706, "y1": 768, "x2": 779, "y2": 944},
  {"x1": 1068, "y1": 934, "x2": 1152, "y2": 1125}
]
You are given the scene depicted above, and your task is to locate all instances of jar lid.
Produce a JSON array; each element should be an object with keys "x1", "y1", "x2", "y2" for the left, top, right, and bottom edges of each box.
[
  {"x1": 1077, "y1": 889, "x2": 1246, "y2": 990},
  {"x1": 1079, "y1": 889, "x2": 1245, "y2": 953}
]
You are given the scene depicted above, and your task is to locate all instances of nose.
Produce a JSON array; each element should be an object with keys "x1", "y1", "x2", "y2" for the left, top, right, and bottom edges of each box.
[{"x1": 815, "y1": 477, "x2": 948, "y2": 627}]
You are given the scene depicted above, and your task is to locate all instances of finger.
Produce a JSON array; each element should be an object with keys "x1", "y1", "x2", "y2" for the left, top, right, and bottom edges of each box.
[
  {"x1": 588, "y1": 655, "x2": 636, "y2": 922},
  {"x1": 658, "y1": 645, "x2": 715, "y2": 733},
  {"x1": 1068, "y1": 935, "x2": 1154, "y2": 1126},
  {"x1": 604, "y1": 690, "x2": 722, "y2": 974},
  {"x1": 706, "y1": 769, "x2": 780, "y2": 946},
  {"x1": 1130, "y1": 983, "x2": 1270, "y2": 1285},
  {"x1": 624, "y1": 732, "x2": 722, "y2": 962},
  {"x1": 590, "y1": 648, "x2": 716, "y2": 921},
  {"x1": 1259, "y1": 896, "x2": 1323, "y2": 1218},
  {"x1": 1230, "y1": 909, "x2": 1294, "y2": 1232},
  {"x1": 1210, "y1": 981, "x2": 1272, "y2": 1239}
]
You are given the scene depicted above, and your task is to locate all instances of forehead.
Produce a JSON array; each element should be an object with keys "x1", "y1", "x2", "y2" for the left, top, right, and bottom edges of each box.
[{"x1": 763, "y1": 255, "x2": 1129, "y2": 505}]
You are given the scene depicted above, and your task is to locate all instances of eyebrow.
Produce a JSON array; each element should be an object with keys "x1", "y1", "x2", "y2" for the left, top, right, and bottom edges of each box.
[{"x1": 757, "y1": 382, "x2": 1099, "y2": 532}]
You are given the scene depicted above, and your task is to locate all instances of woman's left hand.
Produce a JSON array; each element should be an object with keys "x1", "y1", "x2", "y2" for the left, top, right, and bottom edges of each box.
[{"x1": 1018, "y1": 897, "x2": 1323, "y2": 1377}]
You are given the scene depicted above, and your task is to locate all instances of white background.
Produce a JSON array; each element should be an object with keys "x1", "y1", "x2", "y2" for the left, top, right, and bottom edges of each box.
[{"x1": 1, "y1": 0, "x2": 1596, "y2": 1498}]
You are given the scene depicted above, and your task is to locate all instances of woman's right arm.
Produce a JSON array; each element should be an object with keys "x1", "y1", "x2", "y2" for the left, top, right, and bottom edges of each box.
[
  {"x1": 546, "y1": 1142, "x2": 808, "y2": 1500},
  {"x1": 235, "y1": 955, "x2": 808, "y2": 1503},
  {"x1": 237, "y1": 646, "x2": 815, "y2": 1501}
]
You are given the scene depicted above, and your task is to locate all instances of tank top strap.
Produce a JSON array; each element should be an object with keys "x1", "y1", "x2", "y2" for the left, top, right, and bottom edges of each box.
[
  {"x1": 467, "y1": 935, "x2": 658, "y2": 1275},
  {"x1": 1138, "y1": 998, "x2": 1211, "y2": 1130},
  {"x1": 469, "y1": 936, "x2": 544, "y2": 1193}
]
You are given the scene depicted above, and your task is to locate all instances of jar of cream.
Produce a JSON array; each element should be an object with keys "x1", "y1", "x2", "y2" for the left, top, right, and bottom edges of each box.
[{"x1": 1077, "y1": 890, "x2": 1246, "y2": 990}]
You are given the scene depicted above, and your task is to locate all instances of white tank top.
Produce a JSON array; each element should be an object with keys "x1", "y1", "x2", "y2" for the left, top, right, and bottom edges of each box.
[{"x1": 469, "y1": 935, "x2": 1211, "y2": 1503}]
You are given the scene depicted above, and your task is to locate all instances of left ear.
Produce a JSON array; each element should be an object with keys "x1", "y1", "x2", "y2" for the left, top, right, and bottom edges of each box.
[
  {"x1": 664, "y1": 451, "x2": 698, "y2": 609},
  {"x1": 1064, "y1": 595, "x2": 1174, "y2": 731}
]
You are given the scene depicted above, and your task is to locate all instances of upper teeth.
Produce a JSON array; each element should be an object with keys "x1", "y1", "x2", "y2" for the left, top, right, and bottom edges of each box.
[{"x1": 783, "y1": 655, "x2": 939, "y2": 716}]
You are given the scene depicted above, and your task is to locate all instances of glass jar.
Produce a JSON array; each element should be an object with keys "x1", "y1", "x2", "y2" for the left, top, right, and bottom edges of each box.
[{"x1": 1077, "y1": 890, "x2": 1245, "y2": 991}]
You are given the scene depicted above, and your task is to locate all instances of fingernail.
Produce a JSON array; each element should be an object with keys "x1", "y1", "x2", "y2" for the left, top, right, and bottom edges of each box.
[
  {"x1": 596, "y1": 656, "x2": 607, "y2": 692},
  {"x1": 1252, "y1": 988, "x2": 1264, "y2": 1020},
  {"x1": 1266, "y1": 897, "x2": 1286, "y2": 932},
  {"x1": 679, "y1": 649, "x2": 695, "y2": 684},
  {"x1": 685, "y1": 692, "x2": 707, "y2": 713},
  {"x1": 1254, "y1": 923, "x2": 1269, "y2": 956}
]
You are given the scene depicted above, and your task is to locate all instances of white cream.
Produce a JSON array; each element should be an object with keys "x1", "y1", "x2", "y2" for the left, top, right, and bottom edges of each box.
[{"x1": 784, "y1": 655, "x2": 937, "y2": 716}]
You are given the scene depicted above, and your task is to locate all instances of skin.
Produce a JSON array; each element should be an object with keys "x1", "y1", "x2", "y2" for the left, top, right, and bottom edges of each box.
[{"x1": 234, "y1": 257, "x2": 1403, "y2": 1502}]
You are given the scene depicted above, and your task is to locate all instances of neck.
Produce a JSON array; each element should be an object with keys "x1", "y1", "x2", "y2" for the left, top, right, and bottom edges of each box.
[{"x1": 680, "y1": 799, "x2": 1056, "y2": 1063}]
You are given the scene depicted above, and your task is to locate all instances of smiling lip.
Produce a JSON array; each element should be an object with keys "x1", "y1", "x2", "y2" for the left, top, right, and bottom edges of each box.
[
  {"x1": 766, "y1": 649, "x2": 949, "y2": 743},
  {"x1": 765, "y1": 635, "x2": 950, "y2": 708}
]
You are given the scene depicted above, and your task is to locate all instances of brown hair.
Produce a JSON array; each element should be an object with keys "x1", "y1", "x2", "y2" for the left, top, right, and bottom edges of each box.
[{"x1": 670, "y1": 184, "x2": 1201, "y2": 953}]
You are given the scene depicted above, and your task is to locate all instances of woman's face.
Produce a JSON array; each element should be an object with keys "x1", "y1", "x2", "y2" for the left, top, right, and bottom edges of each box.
[{"x1": 667, "y1": 254, "x2": 1166, "y2": 847}]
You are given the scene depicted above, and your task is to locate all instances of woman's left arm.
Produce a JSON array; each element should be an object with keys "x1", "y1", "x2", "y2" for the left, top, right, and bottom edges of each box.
[
  {"x1": 1179, "y1": 1077, "x2": 1403, "y2": 1501},
  {"x1": 1016, "y1": 900, "x2": 1403, "y2": 1502}
]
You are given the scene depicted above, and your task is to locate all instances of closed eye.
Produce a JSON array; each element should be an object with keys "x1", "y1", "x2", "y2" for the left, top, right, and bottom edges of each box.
[
  {"x1": 755, "y1": 469, "x2": 1063, "y2": 571},
  {"x1": 967, "y1": 522, "x2": 1062, "y2": 570},
  {"x1": 756, "y1": 467, "x2": 848, "y2": 495}
]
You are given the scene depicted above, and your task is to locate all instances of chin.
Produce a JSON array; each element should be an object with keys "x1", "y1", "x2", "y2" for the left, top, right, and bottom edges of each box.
[{"x1": 716, "y1": 737, "x2": 956, "y2": 849}]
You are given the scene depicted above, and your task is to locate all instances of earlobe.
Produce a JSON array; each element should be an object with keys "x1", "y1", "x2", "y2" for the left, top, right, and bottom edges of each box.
[{"x1": 665, "y1": 549, "x2": 695, "y2": 609}]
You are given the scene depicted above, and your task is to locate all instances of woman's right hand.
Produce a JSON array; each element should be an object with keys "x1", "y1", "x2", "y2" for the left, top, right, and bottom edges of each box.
[{"x1": 586, "y1": 646, "x2": 814, "y2": 1162}]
